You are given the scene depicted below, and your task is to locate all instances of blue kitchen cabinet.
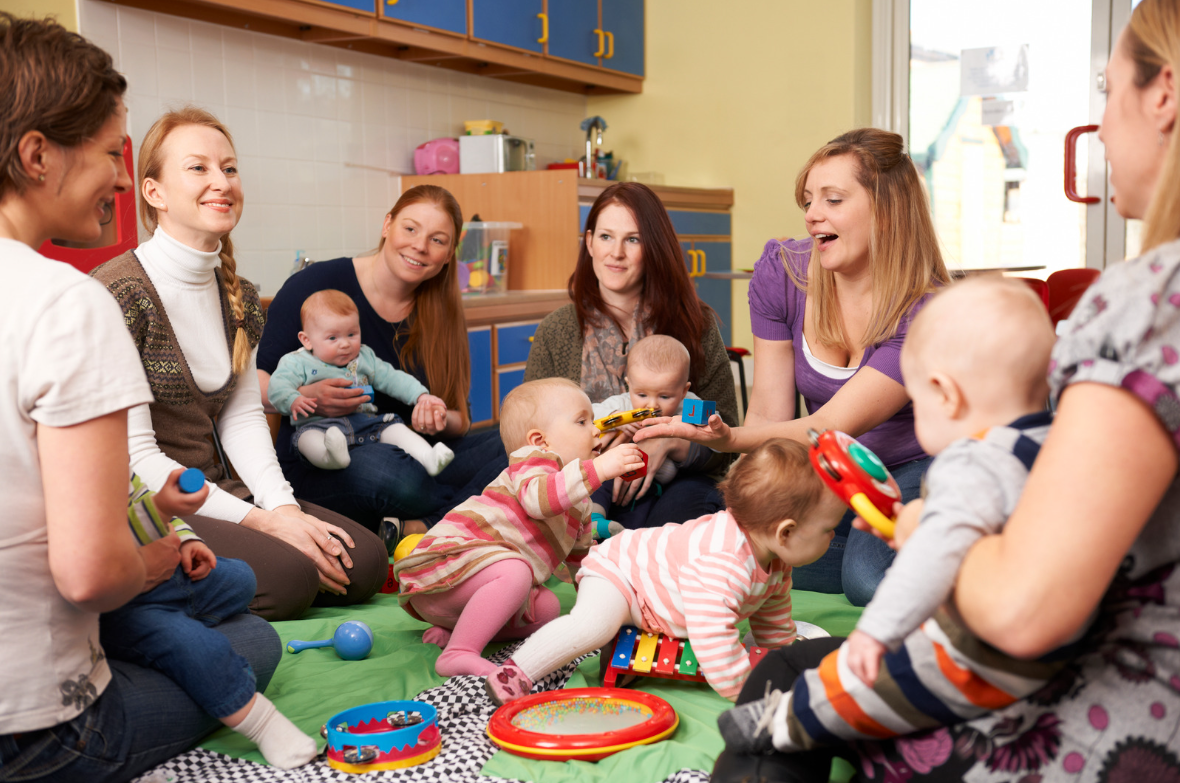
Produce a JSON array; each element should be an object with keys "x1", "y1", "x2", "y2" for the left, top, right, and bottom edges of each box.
[
  {"x1": 496, "y1": 322, "x2": 540, "y2": 366},
  {"x1": 315, "y1": 0, "x2": 376, "y2": 12},
  {"x1": 547, "y1": 0, "x2": 600, "y2": 66},
  {"x1": 599, "y1": 0, "x2": 644, "y2": 76},
  {"x1": 498, "y1": 367, "x2": 527, "y2": 410},
  {"x1": 468, "y1": 327, "x2": 493, "y2": 426},
  {"x1": 679, "y1": 240, "x2": 732, "y2": 346},
  {"x1": 472, "y1": 0, "x2": 546, "y2": 54},
  {"x1": 667, "y1": 209, "x2": 730, "y2": 237},
  {"x1": 380, "y1": 0, "x2": 465, "y2": 34}
]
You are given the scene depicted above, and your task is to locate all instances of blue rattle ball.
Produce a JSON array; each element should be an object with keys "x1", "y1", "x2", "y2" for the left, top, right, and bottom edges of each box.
[{"x1": 286, "y1": 620, "x2": 374, "y2": 660}]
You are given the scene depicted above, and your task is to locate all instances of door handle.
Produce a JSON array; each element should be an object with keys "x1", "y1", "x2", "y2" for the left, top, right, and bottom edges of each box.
[
  {"x1": 605, "y1": 31, "x2": 614, "y2": 59},
  {"x1": 594, "y1": 29, "x2": 605, "y2": 57},
  {"x1": 537, "y1": 13, "x2": 548, "y2": 44},
  {"x1": 687, "y1": 249, "x2": 701, "y2": 277},
  {"x1": 697, "y1": 248, "x2": 707, "y2": 275},
  {"x1": 1064, "y1": 124, "x2": 1100, "y2": 204}
]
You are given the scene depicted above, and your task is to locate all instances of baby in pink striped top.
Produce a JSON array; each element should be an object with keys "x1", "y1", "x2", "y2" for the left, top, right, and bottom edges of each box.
[
  {"x1": 485, "y1": 439, "x2": 846, "y2": 703},
  {"x1": 395, "y1": 378, "x2": 646, "y2": 678}
]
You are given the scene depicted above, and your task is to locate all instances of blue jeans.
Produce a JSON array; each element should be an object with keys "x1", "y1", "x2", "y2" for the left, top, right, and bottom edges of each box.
[
  {"x1": 0, "y1": 612, "x2": 279, "y2": 783},
  {"x1": 593, "y1": 472, "x2": 725, "y2": 528},
  {"x1": 790, "y1": 455, "x2": 933, "y2": 607},
  {"x1": 99, "y1": 557, "x2": 258, "y2": 719},
  {"x1": 286, "y1": 427, "x2": 508, "y2": 530}
]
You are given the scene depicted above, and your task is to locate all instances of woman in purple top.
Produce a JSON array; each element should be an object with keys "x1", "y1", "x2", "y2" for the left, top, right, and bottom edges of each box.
[{"x1": 640, "y1": 129, "x2": 948, "y2": 604}]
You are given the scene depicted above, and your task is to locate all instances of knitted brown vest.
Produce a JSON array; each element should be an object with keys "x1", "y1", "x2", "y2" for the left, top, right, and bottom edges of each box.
[{"x1": 92, "y1": 251, "x2": 265, "y2": 498}]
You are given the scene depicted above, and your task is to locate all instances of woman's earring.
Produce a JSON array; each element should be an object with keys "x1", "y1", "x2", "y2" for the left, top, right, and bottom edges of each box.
[{"x1": 38, "y1": 173, "x2": 45, "y2": 182}]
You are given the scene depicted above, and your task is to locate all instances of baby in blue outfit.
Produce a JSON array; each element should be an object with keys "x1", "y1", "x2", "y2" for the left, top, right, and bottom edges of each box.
[{"x1": 267, "y1": 289, "x2": 454, "y2": 475}]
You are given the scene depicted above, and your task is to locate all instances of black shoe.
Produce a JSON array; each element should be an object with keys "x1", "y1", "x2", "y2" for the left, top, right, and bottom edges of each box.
[
  {"x1": 379, "y1": 517, "x2": 404, "y2": 558},
  {"x1": 717, "y1": 684, "x2": 785, "y2": 755}
]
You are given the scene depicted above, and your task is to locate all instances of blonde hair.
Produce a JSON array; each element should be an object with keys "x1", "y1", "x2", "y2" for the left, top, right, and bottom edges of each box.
[
  {"x1": 791, "y1": 128, "x2": 950, "y2": 351},
  {"x1": 300, "y1": 289, "x2": 358, "y2": 329},
  {"x1": 137, "y1": 107, "x2": 251, "y2": 375},
  {"x1": 627, "y1": 334, "x2": 690, "y2": 382},
  {"x1": 499, "y1": 378, "x2": 583, "y2": 453},
  {"x1": 719, "y1": 439, "x2": 826, "y2": 534},
  {"x1": 1125, "y1": 0, "x2": 1180, "y2": 252}
]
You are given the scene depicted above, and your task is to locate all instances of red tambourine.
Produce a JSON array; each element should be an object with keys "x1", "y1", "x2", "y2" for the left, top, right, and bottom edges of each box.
[
  {"x1": 486, "y1": 687, "x2": 678, "y2": 761},
  {"x1": 807, "y1": 429, "x2": 901, "y2": 538}
]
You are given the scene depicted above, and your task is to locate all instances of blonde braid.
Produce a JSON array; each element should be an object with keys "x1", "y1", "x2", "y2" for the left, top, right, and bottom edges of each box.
[{"x1": 218, "y1": 233, "x2": 251, "y2": 376}]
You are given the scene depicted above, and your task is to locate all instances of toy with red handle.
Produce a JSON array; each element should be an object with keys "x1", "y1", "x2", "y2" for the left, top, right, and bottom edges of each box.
[{"x1": 807, "y1": 429, "x2": 901, "y2": 538}]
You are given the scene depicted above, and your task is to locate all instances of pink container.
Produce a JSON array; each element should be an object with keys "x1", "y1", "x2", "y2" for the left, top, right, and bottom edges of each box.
[{"x1": 414, "y1": 138, "x2": 460, "y2": 175}]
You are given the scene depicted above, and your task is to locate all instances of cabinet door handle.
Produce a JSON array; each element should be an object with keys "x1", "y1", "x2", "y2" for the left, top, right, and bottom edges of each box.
[
  {"x1": 697, "y1": 248, "x2": 707, "y2": 275},
  {"x1": 605, "y1": 30, "x2": 614, "y2": 59},
  {"x1": 594, "y1": 28, "x2": 605, "y2": 57},
  {"x1": 537, "y1": 13, "x2": 548, "y2": 44},
  {"x1": 528, "y1": 336, "x2": 534, "y2": 342},
  {"x1": 387, "y1": 0, "x2": 397, "y2": 5},
  {"x1": 687, "y1": 249, "x2": 700, "y2": 277}
]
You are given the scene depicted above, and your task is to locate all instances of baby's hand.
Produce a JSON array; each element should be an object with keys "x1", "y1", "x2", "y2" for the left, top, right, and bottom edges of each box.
[
  {"x1": 290, "y1": 395, "x2": 317, "y2": 420},
  {"x1": 617, "y1": 422, "x2": 642, "y2": 439},
  {"x1": 180, "y1": 539, "x2": 217, "y2": 581},
  {"x1": 152, "y1": 468, "x2": 210, "y2": 519},
  {"x1": 845, "y1": 630, "x2": 887, "y2": 687},
  {"x1": 893, "y1": 499, "x2": 923, "y2": 548},
  {"x1": 592, "y1": 443, "x2": 646, "y2": 482}
]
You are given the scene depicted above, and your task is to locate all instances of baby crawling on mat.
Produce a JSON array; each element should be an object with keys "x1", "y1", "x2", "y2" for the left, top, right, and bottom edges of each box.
[
  {"x1": 394, "y1": 378, "x2": 646, "y2": 677},
  {"x1": 485, "y1": 438, "x2": 847, "y2": 704}
]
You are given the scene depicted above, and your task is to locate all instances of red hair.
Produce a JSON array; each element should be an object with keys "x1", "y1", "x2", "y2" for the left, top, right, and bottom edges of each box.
[{"x1": 571, "y1": 182, "x2": 714, "y2": 387}]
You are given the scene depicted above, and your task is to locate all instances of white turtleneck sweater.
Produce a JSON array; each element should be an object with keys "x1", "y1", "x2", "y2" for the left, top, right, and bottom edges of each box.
[{"x1": 127, "y1": 227, "x2": 298, "y2": 522}]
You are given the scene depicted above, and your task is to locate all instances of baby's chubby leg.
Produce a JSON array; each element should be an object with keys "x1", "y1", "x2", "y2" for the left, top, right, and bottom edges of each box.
[
  {"x1": 485, "y1": 576, "x2": 631, "y2": 705},
  {"x1": 296, "y1": 426, "x2": 351, "y2": 470},
  {"x1": 380, "y1": 423, "x2": 454, "y2": 476},
  {"x1": 409, "y1": 558, "x2": 537, "y2": 677}
]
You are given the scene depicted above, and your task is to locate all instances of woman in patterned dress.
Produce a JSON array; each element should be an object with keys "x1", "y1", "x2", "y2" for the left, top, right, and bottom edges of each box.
[{"x1": 714, "y1": 1, "x2": 1180, "y2": 780}]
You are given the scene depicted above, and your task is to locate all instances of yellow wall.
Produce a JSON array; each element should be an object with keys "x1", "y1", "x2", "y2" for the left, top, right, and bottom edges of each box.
[
  {"x1": 1, "y1": 0, "x2": 77, "y2": 30},
  {"x1": 588, "y1": 0, "x2": 872, "y2": 349}
]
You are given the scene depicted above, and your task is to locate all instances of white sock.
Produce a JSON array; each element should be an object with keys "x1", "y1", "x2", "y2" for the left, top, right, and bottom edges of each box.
[
  {"x1": 297, "y1": 427, "x2": 351, "y2": 470},
  {"x1": 771, "y1": 690, "x2": 795, "y2": 751},
  {"x1": 233, "y1": 693, "x2": 317, "y2": 770},
  {"x1": 380, "y1": 423, "x2": 451, "y2": 476},
  {"x1": 430, "y1": 442, "x2": 455, "y2": 476}
]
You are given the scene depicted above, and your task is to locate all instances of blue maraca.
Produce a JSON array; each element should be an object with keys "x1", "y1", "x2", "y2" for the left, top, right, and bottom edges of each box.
[
  {"x1": 178, "y1": 467, "x2": 206, "y2": 494},
  {"x1": 286, "y1": 620, "x2": 373, "y2": 661}
]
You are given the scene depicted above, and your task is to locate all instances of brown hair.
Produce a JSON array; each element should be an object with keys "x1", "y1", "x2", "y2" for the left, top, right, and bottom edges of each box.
[
  {"x1": 300, "y1": 289, "x2": 358, "y2": 329},
  {"x1": 0, "y1": 13, "x2": 127, "y2": 200},
  {"x1": 719, "y1": 439, "x2": 825, "y2": 533},
  {"x1": 791, "y1": 128, "x2": 950, "y2": 351},
  {"x1": 627, "y1": 334, "x2": 690, "y2": 381},
  {"x1": 571, "y1": 182, "x2": 714, "y2": 387},
  {"x1": 138, "y1": 107, "x2": 253, "y2": 375},
  {"x1": 377, "y1": 185, "x2": 470, "y2": 418},
  {"x1": 499, "y1": 378, "x2": 584, "y2": 453},
  {"x1": 1124, "y1": 0, "x2": 1180, "y2": 252}
]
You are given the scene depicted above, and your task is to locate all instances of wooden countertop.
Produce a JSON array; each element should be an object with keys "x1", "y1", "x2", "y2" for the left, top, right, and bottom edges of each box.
[{"x1": 462, "y1": 290, "x2": 569, "y2": 328}]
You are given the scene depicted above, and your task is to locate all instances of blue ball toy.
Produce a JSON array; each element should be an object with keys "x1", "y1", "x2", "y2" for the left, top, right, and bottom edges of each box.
[
  {"x1": 286, "y1": 620, "x2": 374, "y2": 661},
  {"x1": 177, "y1": 467, "x2": 206, "y2": 494}
]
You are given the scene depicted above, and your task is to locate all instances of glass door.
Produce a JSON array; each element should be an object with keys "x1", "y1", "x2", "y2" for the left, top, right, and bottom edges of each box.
[{"x1": 907, "y1": 0, "x2": 1140, "y2": 272}]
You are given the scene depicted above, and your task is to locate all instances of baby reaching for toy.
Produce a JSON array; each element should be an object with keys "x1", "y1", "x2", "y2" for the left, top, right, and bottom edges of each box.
[
  {"x1": 101, "y1": 469, "x2": 316, "y2": 769},
  {"x1": 394, "y1": 378, "x2": 646, "y2": 678},
  {"x1": 591, "y1": 334, "x2": 714, "y2": 486},
  {"x1": 267, "y1": 289, "x2": 453, "y2": 475},
  {"x1": 484, "y1": 438, "x2": 847, "y2": 705},
  {"x1": 720, "y1": 276, "x2": 1074, "y2": 753}
]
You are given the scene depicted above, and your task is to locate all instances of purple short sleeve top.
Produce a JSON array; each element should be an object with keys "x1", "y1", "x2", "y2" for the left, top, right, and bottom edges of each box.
[{"x1": 748, "y1": 237, "x2": 928, "y2": 468}]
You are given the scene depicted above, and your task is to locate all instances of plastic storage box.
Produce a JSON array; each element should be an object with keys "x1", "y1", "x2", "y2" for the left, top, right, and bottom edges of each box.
[{"x1": 455, "y1": 221, "x2": 522, "y2": 295}]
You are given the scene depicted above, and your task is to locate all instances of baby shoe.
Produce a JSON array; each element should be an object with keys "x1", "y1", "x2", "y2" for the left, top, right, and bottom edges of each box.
[
  {"x1": 379, "y1": 517, "x2": 404, "y2": 558},
  {"x1": 716, "y1": 683, "x2": 785, "y2": 754},
  {"x1": 484, "y1": 659, "x2": 535, "y2": 706}
]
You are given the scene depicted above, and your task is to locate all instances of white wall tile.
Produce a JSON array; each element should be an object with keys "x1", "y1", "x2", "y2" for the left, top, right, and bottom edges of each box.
[{"x1": 79, "y1": 0, "x2": 587, "y2": 294}]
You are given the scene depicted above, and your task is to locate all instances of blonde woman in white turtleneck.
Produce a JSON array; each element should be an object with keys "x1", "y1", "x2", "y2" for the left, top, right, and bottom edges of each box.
[{"x1": 92, "y1": 108, "x2": 386, "y2": 621}]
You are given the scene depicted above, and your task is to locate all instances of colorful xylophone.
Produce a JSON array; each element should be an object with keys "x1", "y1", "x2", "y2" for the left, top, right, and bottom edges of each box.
[{"x1": 604, "y1": 626, "x2": 768, "y2": 687}]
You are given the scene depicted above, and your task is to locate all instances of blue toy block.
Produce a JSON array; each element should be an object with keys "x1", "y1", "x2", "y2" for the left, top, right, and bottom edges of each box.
[
  {"x1": 178, "y1": 467, "x2": 205, "y2": 494},
  {"x1": 352, "y1": 385, "x2": 375, "y2": 399},
  {"x1": 681, "y1": 399, "x2": 717, "y2": 425}
]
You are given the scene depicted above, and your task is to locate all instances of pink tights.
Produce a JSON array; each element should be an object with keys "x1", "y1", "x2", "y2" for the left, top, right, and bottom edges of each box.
[{"x1": 408, "y1": 558, "x2": 561, "y2": 677}]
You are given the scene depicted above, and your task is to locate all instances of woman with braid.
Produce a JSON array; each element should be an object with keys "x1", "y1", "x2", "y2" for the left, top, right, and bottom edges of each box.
[{"x1": 92, "y1": 108, "x2": 386, "y2": 621}]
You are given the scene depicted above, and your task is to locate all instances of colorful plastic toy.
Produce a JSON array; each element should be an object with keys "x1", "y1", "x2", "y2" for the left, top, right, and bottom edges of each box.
[
  {"x1": 351, "y1": 385, "x2": 374, "y2": 399},
  {"x1": 807, "y1": 428, "x2": 901, "y2": 538},
  {"x1": 620, "y1": 450, "x2": 649, "y2": 482},
  {"x1": 594, "y1": 407, "x2": 659, "y2": 432},
  {"x1": 286, "y1": 620, "x2": 373, "y2": 660},
  {"x1": 680, "y1": 399, "x2": 717, "y2": 425},
  {"x1": 177, "y1": 467, "x2": 205, "y2": 494},
  {"x1": 486, "y1": 687, "x2": 678, "y2": 761},
  {"x1": 603, "y1": 625, "x2": 768, "y2": 688},
  {"x1": 324, "y1": 699, "x2": 441, "y2": 773}
]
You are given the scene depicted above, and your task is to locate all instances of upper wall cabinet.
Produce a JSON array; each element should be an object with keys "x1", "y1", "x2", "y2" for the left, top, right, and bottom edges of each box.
[
  {"x1": 599, "y1": 0, "x2": 644, "y2": 76},
  {"x1": 547, "y1": 0, "x2": 600, "y2": 67},
  {"x1": 379, "y1": 0, "x2": 465, "y2": 35},
  {"x1": 544, "y1": 1, "x2": 644, "y2": 76},
  {"x1": 471, "y1": 0, "x2": 546, "y2": 54}
]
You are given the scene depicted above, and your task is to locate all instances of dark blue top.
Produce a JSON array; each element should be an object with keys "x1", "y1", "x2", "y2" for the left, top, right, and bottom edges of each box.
[{"x1": 257, "y1": 258, "x2": 429, "y2": 474}]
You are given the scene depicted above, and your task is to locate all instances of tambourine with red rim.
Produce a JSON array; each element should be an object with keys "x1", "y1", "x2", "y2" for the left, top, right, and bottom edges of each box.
[
  {"x1": 807, "y1": 429, "x2": 900, "y2": 538},
  {"x1": 486, "y1": 687, "x2": 678, "y2": 761}
]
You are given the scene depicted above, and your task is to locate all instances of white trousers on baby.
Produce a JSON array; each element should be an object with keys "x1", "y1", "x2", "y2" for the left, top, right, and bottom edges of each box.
[{"x1": 510, "y1": 576, "x2": 639, "y2": 682}]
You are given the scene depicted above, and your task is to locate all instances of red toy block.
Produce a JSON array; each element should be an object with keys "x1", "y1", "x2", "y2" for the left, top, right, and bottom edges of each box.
[
  {"x1": 380, "y1": 564, "x2": 398, "y2": 594},
  {"x1": 621, "y1": 451, "x2": 649, "y2": 482}
]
